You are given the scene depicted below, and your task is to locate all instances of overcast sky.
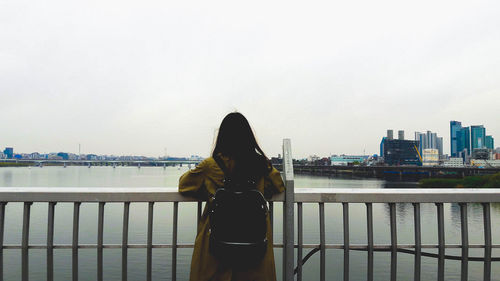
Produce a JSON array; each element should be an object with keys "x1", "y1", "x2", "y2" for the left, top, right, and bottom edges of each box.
[{"x1": 1, "y1": 0, "x2": 499, "y2": 158}]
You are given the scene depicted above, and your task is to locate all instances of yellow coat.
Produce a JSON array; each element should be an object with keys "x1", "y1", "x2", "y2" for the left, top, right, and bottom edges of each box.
[{"x1": 179, "y1": 156, "x2": 285, "y2": 281}]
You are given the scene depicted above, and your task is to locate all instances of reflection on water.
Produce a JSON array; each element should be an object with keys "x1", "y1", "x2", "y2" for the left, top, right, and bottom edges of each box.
[{"x1": 0, "y1": 166, "x2": 499, "y2": 281}]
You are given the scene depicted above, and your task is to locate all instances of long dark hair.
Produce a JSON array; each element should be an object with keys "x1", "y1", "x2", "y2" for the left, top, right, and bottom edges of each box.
[{"x1": 212, "y1": 112, "x2": 271, "y2": 179}]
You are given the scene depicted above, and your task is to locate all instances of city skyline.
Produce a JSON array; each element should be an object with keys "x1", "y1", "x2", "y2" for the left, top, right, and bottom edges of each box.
[
  {"x1": 2, "y1": 119, "x2": 497, "y2": 159},
  {"x1": 1, "y1": 0, "x2": 500, "y2": 158}
]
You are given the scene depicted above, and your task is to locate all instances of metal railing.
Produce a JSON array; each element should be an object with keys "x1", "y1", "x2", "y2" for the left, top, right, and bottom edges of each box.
[
  {"x1": 0, "y1": 140, "x2": 499, "y2": 281},
  {"x1": 1, "y1": 188, "x2": 500, "y2": 281}
]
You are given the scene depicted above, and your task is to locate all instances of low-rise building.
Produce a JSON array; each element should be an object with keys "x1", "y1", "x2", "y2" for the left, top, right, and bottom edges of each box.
[
  {"x1": 443, "y1": 157, "x2": 464, "y2": 167},
  {"x1": 330, "y1": 155, "x2": 368, "y2": 166},
  {"x1": 422, "y1": 149, "x2": 439, "y2": 166},
  {"x1": 470, "y1": 159, "x2": 500, "y2": 168}
]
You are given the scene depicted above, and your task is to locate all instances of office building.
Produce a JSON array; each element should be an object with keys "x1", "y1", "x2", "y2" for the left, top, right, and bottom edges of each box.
[
  {"x1": 380, "y1": 137, "x2": 386, "y2": 157},
  {"x1": 471, "y1": 125, "x2": 486, "y2": 150},
  {"x1": 437, "y1": 137, "x2": 443, "y2": 156},
  {"x1": 456, "y1": 127, "x2": 471, "y2": 157},
  {"x1": 450, "y1": 121, "x2": 462, "y2": 157},
  {"x1": 3, "y1": 147, "x2": 13, "y2": 159},
  {"x1": 383, "y1": 130, "x2": 420, "y2": 165},
  {"x1": 486, "y1": 136, "x2": 494, "y2": 150}
]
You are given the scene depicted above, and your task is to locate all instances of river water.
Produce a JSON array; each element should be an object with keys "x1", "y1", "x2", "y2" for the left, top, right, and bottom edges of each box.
[{"x1": 0, "y1": 166, "x2": 499, "y2": 280}]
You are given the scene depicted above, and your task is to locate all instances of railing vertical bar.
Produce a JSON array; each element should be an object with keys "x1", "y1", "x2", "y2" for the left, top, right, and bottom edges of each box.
[
  {"x1": 436, "y1": 203, "x2": 445, "y2": 281},
  {"x1": 97, "y1": 202, "x2": 105, "y2": 281},
  {"x1": 197, "y1": 202, "x2": 202, "y2": 234},
  {"x1": 269, "y1": 202, "x2": 274, "y2": 228},
  {"x1": 389, "y1": 203, "x2": 397, "y2": 254},
  {"x1": 147, "y1": 202, "x2": 154, "y2": 281},
  {"x1": 343, "y1": 202, "x2": 349, "y2": 281},
  {"x1": 482, "y1": 203, "x2": 491, "y2": 281},
  {"x1": 413, "y1": 203, "x2": 421, "y2": 281},
  {"x1": 122, "y1": 202, "x2": 130, "y2": 281},
  {"x1": 319, "y1": 202, "x2": 325, "y2": 281},
  {"x1": 459, "y1": 203, "x2": 468, "y2": 281},
  {"x1": 47, "y1": 202, "x2": 56, "y2": 281},
  {"x1": 172, "y1": 202, "x2": 179, "y2": 281},
  {"x1": 297, "y1": 202, "x2": 303, "y2": 281},
  {"x1": 366, "y1": 203, "x2": 373, "y2": 281},
  {"x1": 0, "y1": 203, "x2": 6, "y2": 281},
  {"x1": 366, "y1": 203, "x2": 373, "y2": 251},
  {"x1": 73, "y1": 202, "x2": 81, "y2": 281},
  {"x1": 389, "y1": 203, "x2": 397, "y2": 281},
  {"x1": 22, "y1": 202, "x2": 32, "y2": 281}
]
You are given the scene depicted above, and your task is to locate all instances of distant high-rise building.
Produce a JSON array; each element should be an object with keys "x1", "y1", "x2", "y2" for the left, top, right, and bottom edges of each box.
[
  {"x1": 3, "y1": 147, "x2": 13, "y2": 159},
  {"x1": 450, "y1": 121, "x2": 462, "y2": 157},
  {"x1": 415, "y1": 131, "x2": 443, "y2": 156},
  {"x1": 486, "y1": 136, "x2": 494, "y2": 150},
  {"x1": 415, "y1": 132, "x2": 426, "y2": 156},
  {"x1": 456, "y1": 127, "x2": 471, "y2": 157},
  {"x1": 380, "y1": 137, "x2": 386, "y2": 157},
  {"x1": 471, "y1": 125, "x2": 486, "y2": 150},
  {"x1": 387, "y1": 130, "x2": 393, "y2": 140},
  {"x1": 437, "y1": 137, "x2": 443, "y2": 156},
  {"x1": 398, "y1": 130, "x2": 405, "y2": 140}
]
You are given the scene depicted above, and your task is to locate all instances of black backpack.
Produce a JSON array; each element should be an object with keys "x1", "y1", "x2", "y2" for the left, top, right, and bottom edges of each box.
[{"x1": 208, "y1": 156, "x2": 269, "y2": 268}]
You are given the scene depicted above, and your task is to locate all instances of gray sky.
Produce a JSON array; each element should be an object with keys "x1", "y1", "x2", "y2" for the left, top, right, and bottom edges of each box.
[{"x1": 1, "y1": 0, "x2": 499, "y2": 158}]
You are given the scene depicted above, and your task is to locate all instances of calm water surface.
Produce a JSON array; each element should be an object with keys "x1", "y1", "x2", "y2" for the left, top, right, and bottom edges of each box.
[{"x1": 0, "y1": 166, "x2": 499, "y2": 280}]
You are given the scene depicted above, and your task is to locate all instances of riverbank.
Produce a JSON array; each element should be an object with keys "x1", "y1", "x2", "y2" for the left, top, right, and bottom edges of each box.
[
  {"x1": 0, "y1": 162, "x2": 33, "y2": 167},
  {"x1": 419, "y1": 172, "x2": 500, "y2": 188}
]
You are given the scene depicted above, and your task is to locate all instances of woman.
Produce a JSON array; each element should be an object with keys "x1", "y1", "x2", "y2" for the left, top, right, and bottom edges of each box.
[{"x1": 179, "y1": 112, "x2": 285, "y2": 281}]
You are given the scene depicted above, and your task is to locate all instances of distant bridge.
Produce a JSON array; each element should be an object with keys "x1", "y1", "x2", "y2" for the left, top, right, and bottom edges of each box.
[{"x1": 0, "y1": 159, "x2": 202, "y2": 167}]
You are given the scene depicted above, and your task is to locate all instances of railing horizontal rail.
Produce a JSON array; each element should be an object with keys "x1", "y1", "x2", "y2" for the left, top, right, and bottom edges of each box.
[
  {"x1": 3, "y1": 243, "x2": 500, "y2": 249},
  {"x1": 1, "y1": 187, "x2": 500, "y2": 202}
]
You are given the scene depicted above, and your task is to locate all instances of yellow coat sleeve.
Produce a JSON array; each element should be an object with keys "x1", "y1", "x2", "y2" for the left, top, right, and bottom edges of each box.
[
  {"x1": 179, "y1": 159, "x2": 208, "y2": 199},
  {"x1": 264, "y1": 167, "x2": 285, "y2": 198}
]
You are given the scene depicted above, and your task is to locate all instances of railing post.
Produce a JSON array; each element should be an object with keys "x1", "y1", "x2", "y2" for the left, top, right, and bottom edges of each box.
[
  {"x1": 147, "y1": 202, "x2": 154, "y2": 281},
  {"x1": 97, "y1": 202, "x2": 105, "y2": 281},
  {"x1": 122, "y1": 202, "x2": 130, "y2": 281},
  {"x1": 282, "y1": 139, "x2": 294, "y2": 281},
  {"x1": 0, "y1": 203, "x2": 5, "y2": 281},
  {"x1": 47, "y1": 202, "x2": 56, "y2": 281},
  {"x1": 22, "y1": 202, "x2": 32, "y2": 281},
  {"x1": 297, "y1": 202, "x2": 303, "y2": 281},
  {"x1": 436, "y1": 203, "x2": 445, "y2": 281},
  {"x1": 319, "y1": 202, "x2": 325, "y2": 281},
  {"x1": 73, "y1": 202, "x2": 81, "y2": 281},
  {"x1": 482, "y1": 203, "x2": 491, "y2": 281},
  {"x1": 172, "y1": 202, "x2": 179, "y2": 281},
  {"x1": 459, "y1": 203, "x2": 468, "y2": 281}
]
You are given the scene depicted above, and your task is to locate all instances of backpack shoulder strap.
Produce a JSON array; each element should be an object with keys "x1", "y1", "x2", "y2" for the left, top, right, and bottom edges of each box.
[
  {"x1": 213, "y1": 155, "x2": 231, "y2": 191},
  {"x1": 213, "y1": 154, "x2": 228, "y2": 175}
]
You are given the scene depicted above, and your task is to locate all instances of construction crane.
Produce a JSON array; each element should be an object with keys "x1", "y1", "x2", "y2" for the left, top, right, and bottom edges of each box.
[{"x1": 414, "y1": 145, "x2": 423, "y2": 163}]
